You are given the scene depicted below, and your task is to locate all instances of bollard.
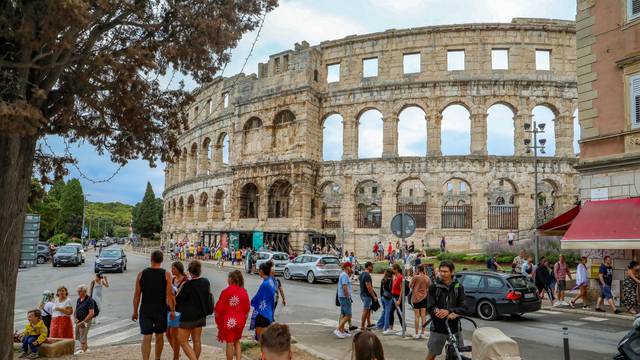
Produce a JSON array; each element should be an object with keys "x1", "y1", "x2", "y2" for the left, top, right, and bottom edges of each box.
[{"x1": 563, "y1": 326, "x2": 570, "y2": 360}]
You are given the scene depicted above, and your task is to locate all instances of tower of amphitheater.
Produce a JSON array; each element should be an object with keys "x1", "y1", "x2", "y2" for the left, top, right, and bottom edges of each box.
[{"x1": 162, "y1": 18, "x2": 579, "y2": 256}]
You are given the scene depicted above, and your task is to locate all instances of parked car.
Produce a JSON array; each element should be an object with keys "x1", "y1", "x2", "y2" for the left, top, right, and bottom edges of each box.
[
  {"x1": 36, "y1": 243, "x2": 51, "y2": 264},
  {"x1": 454, "y1": 271, "x2": 541, "y2": 321},
  {"x1": 249, "y1": 251, "x2": 290, "y2": 275},
  {"x1": 95, "y1": 247, "x2": 127, "y2": 273},
  {"x1": 65, "y1": 242, "x2": 85, "y2": 263},
  {"x1": 52, "y1": 246, "x2": 82, "y2": 267},
  {"x1": 117, "y1": 237, "x2": 127, "y2": 245},
  {"x1": 96, "y1": 239, "x2": 108, "y2": 247},
  {"x1": 283, "y1": 254, "x2": 341, "y2": 284}
]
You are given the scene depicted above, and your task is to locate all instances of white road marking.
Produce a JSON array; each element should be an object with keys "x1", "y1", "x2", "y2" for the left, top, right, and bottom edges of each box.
[
  {"x1": 88, "y1": 319, "x2": 133, "y2": 338},
  {"x1": 560, "y1": 320, "x2": 587, "y2": 327},
  {"x1": 581, "y1": 316, "x2": 608, "y2": 322},
  {"x1": 312, "y1": 318, "x2": 339, "y2": 327},
  {"x1": 91, "y1": 326, "x2": 140, "y2": 347},
  {"x1": 537, "y1": 310, "x2": 562, "y2": 315}
]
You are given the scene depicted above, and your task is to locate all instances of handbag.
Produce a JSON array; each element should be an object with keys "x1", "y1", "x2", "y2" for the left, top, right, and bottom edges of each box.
[
  {"x1": 167, "y1": 311, "x2": 181, "y2": 328},
  {"x1": 370, "y1": 298, "x2": 381, "y2": 312}
]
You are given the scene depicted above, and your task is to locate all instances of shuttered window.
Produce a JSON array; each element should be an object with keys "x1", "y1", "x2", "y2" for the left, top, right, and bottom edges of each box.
[
  {"x1": 630, "y1": 0, "x2": 640, "y2": 21},
  {"x1": 632, "y1": 74, "x2": 640, "y2": 128}
]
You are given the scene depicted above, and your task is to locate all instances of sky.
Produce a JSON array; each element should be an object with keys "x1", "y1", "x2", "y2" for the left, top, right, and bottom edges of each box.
[{"x1": 42, "y1": 0, "x2": 578, "y2": 204}]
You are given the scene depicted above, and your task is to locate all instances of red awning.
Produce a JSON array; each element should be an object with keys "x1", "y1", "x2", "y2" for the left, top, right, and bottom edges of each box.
[
  {"x1": 537, "y1": 205, "x2": 580, "y2": 231},
  {"x1": 561, "y1": 198, "x2": 640, "y2": 249}
]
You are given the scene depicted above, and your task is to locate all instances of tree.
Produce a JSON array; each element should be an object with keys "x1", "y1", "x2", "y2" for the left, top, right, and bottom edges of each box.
[
  {"x1": 133, "y1": 182, "x2": 162, "y2": 238},
  {"x1": 0, "y1": 1, "x2": 275, "y2": 353},
  {"x1": 56, "y1": 179, "x2": 84, "y2": 237}
]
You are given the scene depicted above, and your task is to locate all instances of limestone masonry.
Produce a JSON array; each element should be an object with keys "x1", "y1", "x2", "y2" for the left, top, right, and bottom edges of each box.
[{"x1": 162, "y1": 18, "x2": 579, "y2": 255}]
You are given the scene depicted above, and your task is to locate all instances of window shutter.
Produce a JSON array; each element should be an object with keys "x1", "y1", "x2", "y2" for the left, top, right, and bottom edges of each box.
[
  {"x1": 632, "y1": 75, "x2": 640, "y2": 127},
  {"x1": 630, "y1": 0, "x2": 640, "y2": 20}
]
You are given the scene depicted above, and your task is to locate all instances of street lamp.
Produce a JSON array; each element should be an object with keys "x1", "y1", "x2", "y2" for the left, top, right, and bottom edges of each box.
[
  {"x1": 81, "y1": 194, "x2": 91, "y2": 246},
  {"x1": 524, "y1": 122, "x2": 546, "y2": 263}
]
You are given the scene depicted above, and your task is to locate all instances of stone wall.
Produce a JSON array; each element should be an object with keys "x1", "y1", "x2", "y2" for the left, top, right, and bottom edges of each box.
[{"x1": 162, "y1": 18, "x2": 579, "y2": 256}]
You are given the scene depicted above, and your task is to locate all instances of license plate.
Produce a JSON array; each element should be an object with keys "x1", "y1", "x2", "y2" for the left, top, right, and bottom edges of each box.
[
  {"x1": 103, "y1": 265, "x2": 112, "y2": 268},
  {"x1": 524, "y1": 293, "x2": 535, "y2": 299}
]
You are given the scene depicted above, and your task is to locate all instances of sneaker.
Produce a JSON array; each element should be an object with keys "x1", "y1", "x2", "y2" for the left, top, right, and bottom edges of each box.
[
  {"x1": 582, "y1": 306, "x2": 590, "y2": 310},
  {"x1": 382, "y1": 329, "x2": 393, "y2": 335},
  {"x1": 595, "y1": 308, "x2": 606, "y2": 312},
  {"x1": 18, "y1": 352, "x2": 28, "y2": 359},
  {"x1": 349, "y1": 325, "x2": 358, "y2": 331},
  {"x1": 27, "y1": 353, "x2": 39, "y2": 359},
  {"x1": 74, "y1": 350, "x2": 85, "y2": 355},
  {"x1": 614, "y1": 309, "x2": 622, "y2": 314},
  {"x1": 396, "y1": 330, "x2": 404, "y2": 336},
  {"x1": 413, "y1": 334, "x2": 421, "y2": 339},
  {"x1": 367, "y1": 324, "x2": 376, "y2": 329},
  {"x1": 334, "y1": 329, "x2": 346, "y2": 339}
]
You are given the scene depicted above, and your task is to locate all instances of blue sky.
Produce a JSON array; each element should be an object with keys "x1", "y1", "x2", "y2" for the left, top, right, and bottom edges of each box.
[{"x1": 43, "y1": 0, "x2": 578, "y2": 204}]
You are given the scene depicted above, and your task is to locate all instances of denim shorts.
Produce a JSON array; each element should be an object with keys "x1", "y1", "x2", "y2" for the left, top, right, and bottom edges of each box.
[
  {"x1": 601, "y1": 284, "x2": 613, "y2": 300},
  {"x1": 339, "y1": 297, "x2": 352, "y2": 316},
  {"x1": 360, "y1": 294, "x2": 372, "y2": 310}
]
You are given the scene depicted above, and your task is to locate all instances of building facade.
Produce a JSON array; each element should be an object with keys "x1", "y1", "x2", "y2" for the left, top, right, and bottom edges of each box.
[
  {"x1": 162, "y1": 18, "x2": 580, "y2": 256},
  {"x1": 576, "y1": 0, "x2": 640, "y2": 199}
]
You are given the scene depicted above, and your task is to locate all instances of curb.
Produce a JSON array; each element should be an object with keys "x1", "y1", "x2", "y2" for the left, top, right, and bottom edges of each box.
[{"x1": 541, "y1": 304, "x2": 634, "y2": 320}]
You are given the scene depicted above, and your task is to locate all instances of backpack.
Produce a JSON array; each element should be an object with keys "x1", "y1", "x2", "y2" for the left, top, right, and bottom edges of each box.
[{"x1": 91, "y1": 298, "x2": 100, "y2": 318}]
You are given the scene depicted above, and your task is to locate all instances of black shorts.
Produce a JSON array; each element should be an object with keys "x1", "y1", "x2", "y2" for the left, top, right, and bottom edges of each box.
[
  {"x1": 179, "y1": 317, "x2": 206, "y2": 329},
  {"x1": 140, "y1": 312, "x2": 167, "y2": 335},
  {"x1": 255, "y1": 314, "x2": 271, "y2": 328},
  {"x1": 413, "y1": 297, "x2": 428, "y2": 309}
]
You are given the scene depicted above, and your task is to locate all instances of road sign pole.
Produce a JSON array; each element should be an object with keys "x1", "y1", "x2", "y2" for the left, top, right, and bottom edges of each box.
[
  {"x1": 390, "y1": 212, "x2": 415, "y2": 339},
  {"x1": 400, "y1": 213, "x2": 407, "y2": 337}
]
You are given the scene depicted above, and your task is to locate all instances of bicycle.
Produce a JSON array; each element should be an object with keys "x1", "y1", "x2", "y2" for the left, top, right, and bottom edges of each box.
[{"x1": 444, "y1": 316, "x2": 477, "y2": 360}]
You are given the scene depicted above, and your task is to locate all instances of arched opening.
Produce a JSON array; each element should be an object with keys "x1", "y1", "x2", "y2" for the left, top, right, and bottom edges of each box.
[
  {"x1": 274, "y1": 109, "x2": 295, "y2": 125},
  {"x1": 268, "y1": 180, "x2": 292, "y2": 218},
  {"x1": 180, "y1": 148, "x2": 187, "y2": 182},
  {"x1": 398, "y1": 106, "x2": 427, "y2": 156},
  {"x1": 186, "y1": 195, "x2": 195, "y2": 224},
  {"x1": 321, "y1": 182, "x2": 342, "y2": 229},
  {"x1": 487, "y1": 178, "x2": 518, "y2": 229},
  {"x1": 537, "y1": 179, "x2": 558, "y2": 223},
  {"x1": 201, "y1": 138, "x2": 211, "y2": 175},
  {"x1": 198, "y1": 192, "x2": 208, "y2": 223},
  {"x1": 355, "y1": 180, "x2": 382, "y2": 228},
  {"x1": 170, "y1": 199, "x2": 176, "y2": 224},
  {"x1": 243, "y1": 117, "x2": 262, "y2": 154},
  {"x1": 213, "y1": 189, "x2": 225, "y2": 221},
  {"x1": 188, "y1": 143, "x2": 198, "y2": 178},
  {"x1": 441, "y1": 178, "x2": 472, "y2": 228},
  {"x1": 217, "y1": 132, "x2": 230, "y2": 166},
  {"x1": 273, "y1": 110, "x2": 298, "y2": 151},
  {"x1": 397, "y1": 178, "x2": 427, "y2": 228},
  {"x1": 573, "y1": 109, "x2": 580, "y2": 156},
  {"x1": 358, "y1": 109, "x2": 383, "y2": 159},
  {"x1": 532, "y1": 105, "x2": 556, "y2": 156},
  {"x1": 239, "y1": 183, "x2": 259, "y2": 219},
  {"x1": 487, "y1": 104, "x2": 515, "y2": 155},
  {"x1": 441, "y1": 104, "x2": 471, "y2": 155},
  {"x1": 322, "y1": 114, "x2": 343, "y2": 161},
  {"x1": 178, "y1": 197, "x2": 184, "y2": 224}
]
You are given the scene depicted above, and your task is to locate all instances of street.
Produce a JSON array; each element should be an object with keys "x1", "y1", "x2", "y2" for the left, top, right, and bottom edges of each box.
[{"x1": 14, "y1": 249, "x2": 625, "y2": 360}]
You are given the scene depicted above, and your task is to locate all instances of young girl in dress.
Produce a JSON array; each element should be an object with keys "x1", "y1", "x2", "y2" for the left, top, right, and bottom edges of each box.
[{"x1": 215, "y1": 270, "x2": 250, "y2": 360}]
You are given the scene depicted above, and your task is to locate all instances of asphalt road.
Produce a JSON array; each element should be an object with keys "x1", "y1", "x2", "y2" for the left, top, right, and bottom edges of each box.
[{"x1": 14, "y1": 248, "x2": 627, "y2": 359}]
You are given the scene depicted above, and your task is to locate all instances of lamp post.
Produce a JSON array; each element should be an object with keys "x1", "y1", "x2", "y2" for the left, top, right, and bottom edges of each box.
[
  {"x1": 524, "y1": 121, "x2": 546, "y2": 263},
  {"x1": 81, "y1": 193, "x2": 91, "y2": 246}
]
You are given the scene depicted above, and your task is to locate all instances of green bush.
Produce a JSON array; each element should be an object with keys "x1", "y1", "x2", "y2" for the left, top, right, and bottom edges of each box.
[
  {"x1": 48, "y1": 233, "x2": 70, "y2": 245},
  {"x1": 423, "y1": 248, "x2": 440, "y2": 257},
  {"x1": 496, "y1": 255, "x2": 515, "y2": 263},
  {"x1": 373, "y1": 261, "x2": 389, "y2": 274},
  {"x1": 436, "y1": 252, "x2": 467, "y2": 262}
]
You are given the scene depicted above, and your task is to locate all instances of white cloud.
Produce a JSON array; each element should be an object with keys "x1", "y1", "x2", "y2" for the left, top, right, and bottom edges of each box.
[
  {"x1": 398, "y1": 107, "x2": 427, "y2": 156},
  {"x1": 368, "y1": 0, "x2": 432, "y2": 13},
  {"x1": 358, "y1": 110, "x2": 384, "y2": 159}
]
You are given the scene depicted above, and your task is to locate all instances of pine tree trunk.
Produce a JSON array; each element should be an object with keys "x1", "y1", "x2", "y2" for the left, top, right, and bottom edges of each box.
[{"x1": 0, "y1": 132, "x2": 37, "y2": 359}]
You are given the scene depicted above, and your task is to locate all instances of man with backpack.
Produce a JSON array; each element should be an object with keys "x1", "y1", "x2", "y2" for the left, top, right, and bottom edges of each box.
[
  {"x1": 425, "y1": 261, "x2": 466, "y2": 360},
  {"x1": 359, "y1": 261, "x2": 378, "y2": 331},
  {"x1": 74, "y1": 284, "x2": 96, "y2": 354}
]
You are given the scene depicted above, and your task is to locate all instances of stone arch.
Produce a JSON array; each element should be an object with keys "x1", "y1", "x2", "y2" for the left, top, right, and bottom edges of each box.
[
  {"x1": 186, "y1": 194, "x2": 195, "y2": 224},
  {"x1": 216, "y1": 132, "x2": 230, "y2": 165},
  {"x1": 244, "y1": 117, "x2": 263, "y2": 130},
  {"x1": 532, "y1": 105, "x2": 557, "y2": 156},
  {"x1": 243, "y1": 117, "x2": 262, "y2": 154},
  {"x1": 486, "y1": 100, "x2": 518, "y2": 114},
  {"x1": 537, "y1": 178, "x2": 559, "y2": 223},
  {"x1": 274, "y1": 109, "x2": 296, "y2": 125},
  {"x1": 239, "y1": 183, "x2": 259, "y2": 219},
  {"x1": 355, "y1": 180, "x2": 382, "y2": 228},
  {"x1": 358, "y1": 109, "x2": 383, "y2": 159},
  {"x1": 439, "y1": 99, "x2": 472, "y2": 113},
  {"x1": 268, "y1": 179, "x2": 293, "y2": 218},
  {"x1": 398, "y1": 106, "x2": 427, "y2": 156},
  {"x1": 441, "y1": 104, "x2": 471, "y2": 155},
  {"x1": 198, "y1": 192, "x2": 208, "y2": 223},
  {"x1": 322, "y1": 113, "x2": 343, "y2": 161},
  {"x1": 487, "y1": 103, "x2": 515, "y2": 155},
  {"x1": 188, "y1": 143, "x2": 198, "y2": 178},
  {"x1": 178, "y1": 196, "x2": 184, "y2": 224},
  {"x1": 213, "y1": 189, "x2": 225, "y2": 221},
  {"x1": 170, "y1": 198, "x2": 176, "y2": 224},
  {"x1": 320, "y1": 181, "x2": 342, "y2": 229},
  {"x1": 393, "y1": 101, "x2": 428, "y2": 116},
  {"x1": 396, "y1": 177, "x2": 428, "y2": 228},
  {"x1": 487, "y1": 178, "x2": 519, "y2": 229},
  {"x1": 200, "y1": 137, "x2": 211, "y2": 175},
  {"x1": 180, "y1": 147, "x2": 188, "y2": 182},
  {"x1": 441, "y1": 177, "x2": 473, "y2": 229}
]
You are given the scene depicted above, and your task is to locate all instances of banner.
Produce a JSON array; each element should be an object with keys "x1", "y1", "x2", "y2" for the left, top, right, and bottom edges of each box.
[
  {"x1": 221, "y1": 233, "x2": 228, "y2": 249},
  {"x1": 252, "y1": 231, "x2": 264, "y2": 250},
  {"x1": 230, "y1": 232, "x2": 240, "y2": 251}
]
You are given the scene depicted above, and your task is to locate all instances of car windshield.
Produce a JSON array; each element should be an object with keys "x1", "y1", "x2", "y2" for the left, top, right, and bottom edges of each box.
[
  {"x1": 100, "y1": 250, "x2": 121, "y2": 258},
  {"x1": 321, "y1": 257, "x2": 339, "y2": 264},
  {"x1": 273, "y1": 254, "x2": 288, "y2": 261},
  {"x1": 508, "y1": 276, "x2": 533, "y2": 289},
  {"x1": 57, "y1": 247, "x2": 75, "y2": 254}
]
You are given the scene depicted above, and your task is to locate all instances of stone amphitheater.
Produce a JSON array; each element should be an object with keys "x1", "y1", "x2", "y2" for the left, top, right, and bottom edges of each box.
[{"x1": 162, "y1": 18, "x2": 580, "y2": 256}]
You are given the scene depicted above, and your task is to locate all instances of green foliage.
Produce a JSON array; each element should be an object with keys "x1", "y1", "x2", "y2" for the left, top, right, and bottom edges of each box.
[
  {"x1": 48, "y1": 233, "x2": 70, "y2": 245},
  {"x1": 132, "y1": 182, "x2": 162, "y2": 238},
  {"x1": 436, "y1": 252, "x2": 468, "y2": 262},
  {"x1": 56, "y1": 179, "x2": 84, "y2": 237},
  {"x1": 113, "y1": 226, "x2": 130, "y2": 237},
  {"x1": 423, "y1": 248, "x2": 441, "y2": 257},
  {"x1": 86, "y1": 201, "x2": 134, "y2": 238},
  {"x1": 373, "y1": 261, "x2": 389, "y2": 274}
]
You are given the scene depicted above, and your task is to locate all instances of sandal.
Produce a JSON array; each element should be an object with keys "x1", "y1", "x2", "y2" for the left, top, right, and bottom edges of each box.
[{"x1": 569, "y1": 300, "x2": 575, "y2": 308}]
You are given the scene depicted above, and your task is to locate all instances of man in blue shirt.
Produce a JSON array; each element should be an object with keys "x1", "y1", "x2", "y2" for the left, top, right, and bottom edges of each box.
[
  {"x1": 596, "y1": 255, "x2": 620, "y2": 314},
  {"x1": 334, "y1": 262, "x2": 353, "y2": 339}
]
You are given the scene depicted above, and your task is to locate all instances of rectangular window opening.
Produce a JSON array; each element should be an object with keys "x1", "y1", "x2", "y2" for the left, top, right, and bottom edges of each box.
[
  {"x1": 491, "y1": 49, "x2": 509, "y2": 70},
  {"x1": 207, "y1": 99, "x2": 212, "y2": 114},
  {"x1": 631, "y1": 74, "x2": 640, "y2": 128},
  {"x1": 223, "y1": 92, "x2": 229, "y2": 108},
  {"x1": 327, "y1": 63, "x2": 340, "y2": 83},
  {"x1": 362, "y1": 57, "x2": 378, "y2": 78},
  {"x1": 535, "y1": 50, "x2": 551, "y2": 71},
  {"x1": 403, "y1": 53, "x2": 420, "y2": 74},
  {"x1": 447, "y1": 50, "x2": 465, "y2": 71},
  {"x1": 629, "y1": 0, "x2": 640, "y2": 21}
]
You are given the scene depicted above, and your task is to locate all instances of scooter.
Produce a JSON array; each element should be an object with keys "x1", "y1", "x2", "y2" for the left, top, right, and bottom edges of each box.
[{"x1": 613, "y1": 314, "x2": 640, "y2": 359}]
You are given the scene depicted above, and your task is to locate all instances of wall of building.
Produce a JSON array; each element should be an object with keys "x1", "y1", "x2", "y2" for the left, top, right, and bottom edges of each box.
[{"x1": 162, "y1": 18, "x2": 579, "y2": 256}]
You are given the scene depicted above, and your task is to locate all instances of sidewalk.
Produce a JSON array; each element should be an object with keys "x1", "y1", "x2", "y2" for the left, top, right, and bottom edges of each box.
[{"x1": 12, "y1": 344, "x2": 224, "y2": 360}]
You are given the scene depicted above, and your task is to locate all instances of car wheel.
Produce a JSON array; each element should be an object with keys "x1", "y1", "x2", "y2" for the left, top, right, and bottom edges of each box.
[
  {"x1": 477, "y1": 300, "x2": 498, "y2": 321},
  {"x1": 94, "y1": 268, "x2": 99, "y2": 274},
  {"x1": 118, "y1": 266, "x2": 124, "y2": 273},
  {"x1": 331, "y1": 278, "x2": 338, "y2": 284},
  {"x1": 124, "y1": 263, "x2": 127, "y2": 271},
  {"x1": 82, "y1": 259, "x2": 85, "y2": 263},
  {"x1": 52, "y1": 262, "x2": 57, "y2": 267},
  {"x1": 37, "y1": 256, "x2": 46, "y2": 265},
  {"x1": 284, "y1": 268, "x2": 292, "y2": 280},
  {"x1": 307, "y1": 271, "x2": 316, "y2": 284}
]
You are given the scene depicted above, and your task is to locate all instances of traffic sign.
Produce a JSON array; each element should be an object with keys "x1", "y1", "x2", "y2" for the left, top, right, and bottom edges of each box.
[{"x1": 390, "y1": 213, "x2": 416, "y2": 239}]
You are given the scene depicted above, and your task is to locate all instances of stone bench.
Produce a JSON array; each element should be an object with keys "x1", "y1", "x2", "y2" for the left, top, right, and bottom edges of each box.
[
  {"x1": 472, "y1": 327, "x2": 521, "y2": 360},
  {"x1": 39, "y1": 338, "x2": 75, "y2": 358}
]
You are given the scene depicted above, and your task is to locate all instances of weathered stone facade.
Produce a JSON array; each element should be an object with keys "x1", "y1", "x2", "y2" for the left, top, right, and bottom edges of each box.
[{"x1": 162, "y1": 18, "x2": 579, "y2": 255}]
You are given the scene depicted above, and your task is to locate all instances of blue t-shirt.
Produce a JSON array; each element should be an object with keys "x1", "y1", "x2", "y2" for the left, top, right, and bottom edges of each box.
[
  {"x1": 337, "y1": 271, "x2": 352, "y2": 298},
  {"x1": 599, "y1": 263, "x2": 613, "y2": 286}
]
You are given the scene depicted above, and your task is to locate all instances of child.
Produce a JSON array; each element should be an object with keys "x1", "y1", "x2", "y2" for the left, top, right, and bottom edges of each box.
[
  {"x1": 19, "y1": 309, "x2": 48, "y2": 358},
  {"x1": 215, "y1": 270, "x2": 250, "y2": 360}
]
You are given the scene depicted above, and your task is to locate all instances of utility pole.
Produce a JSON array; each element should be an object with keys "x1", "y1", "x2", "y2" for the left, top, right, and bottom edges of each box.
[{"x1": 524, "y1": 121, "x2": 546, "y2": 263}]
